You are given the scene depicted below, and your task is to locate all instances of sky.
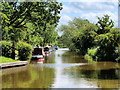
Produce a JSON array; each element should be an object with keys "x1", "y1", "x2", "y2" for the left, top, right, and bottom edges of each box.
[{"x1": 57, "y1": 0, "x2": 119, "y2": 36}]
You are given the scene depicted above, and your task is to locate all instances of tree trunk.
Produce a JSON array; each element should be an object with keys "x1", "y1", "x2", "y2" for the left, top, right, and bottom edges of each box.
[{"x1": 11, "y1": 41, "x2": 15, "y2": 59}]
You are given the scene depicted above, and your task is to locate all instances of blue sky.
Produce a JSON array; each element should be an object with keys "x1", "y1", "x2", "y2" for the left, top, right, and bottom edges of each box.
[{"x1": 57, "y1": 0, "x2": 119, "y2": 35}]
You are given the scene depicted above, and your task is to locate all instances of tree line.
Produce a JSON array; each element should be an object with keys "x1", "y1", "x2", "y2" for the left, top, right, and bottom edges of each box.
[
  {"x1": 1, "y1": 1, "x2": 63, "y2": 59},
  {"x1": 58, "y1": 15, "x2": 120, "y2": 62}
]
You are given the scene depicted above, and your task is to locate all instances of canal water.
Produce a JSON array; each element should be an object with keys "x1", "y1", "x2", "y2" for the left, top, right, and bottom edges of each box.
[{"x1": 2, "y1": 48, "x2": 120, "y2": 88}]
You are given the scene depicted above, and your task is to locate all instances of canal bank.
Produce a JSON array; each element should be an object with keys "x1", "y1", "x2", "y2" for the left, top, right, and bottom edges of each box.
[
  {"x1": 0, "y1": 61, "x2": 28, "y2": 69},
  {"x1": 1, "y1": 48, "x2": 120, "y2": 88}
]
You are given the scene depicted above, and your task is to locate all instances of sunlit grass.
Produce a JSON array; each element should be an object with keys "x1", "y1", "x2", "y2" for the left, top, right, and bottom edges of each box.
[{"x1": 0, "y1": 56, "x2": 20, "y2": 63}]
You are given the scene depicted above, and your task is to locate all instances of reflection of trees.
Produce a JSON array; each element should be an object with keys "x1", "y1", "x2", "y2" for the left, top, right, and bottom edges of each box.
[
  {"x1": 2, "y1": 65, "x2": 55, "y2": 88},
  {"x1": 64, "y1": 67, "x2": 119, "y2": 80},
  {"x1": 80, "y1": 69, "x2": 119, "y2": 80},
  {"x1": 63, "y1": 67, "x2": 120, "y2": 88},
  {"x1": 62, "y1": 51, "x2": 87, "y2": 63},
  {"x1": 44, "y1": 52, "x2": 55, "y2": 63},
  {"x1": 62, "y1": 55, "x2": 87, "y2": 63},
  {"x1": 116, "y1": 69, "x2": 120, "y2": 89}
]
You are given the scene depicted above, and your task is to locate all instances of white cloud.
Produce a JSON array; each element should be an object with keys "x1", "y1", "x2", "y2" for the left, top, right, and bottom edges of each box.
[
  {"x1": 58, "y1": 0, "x2": 118, "y2": 2},
  {"x1": 59, "y1": 15, "x2": 72, "y2": 25},
  {"x1": 62, "y1": 5, "x2": 82, "y2": 14},
  {"x1": 62, "y1": 5, "x2": 71, "y2": 13},
  {"x1": 58, "y1": 0, "x2": 118, "y2": 29},
  {"x1": 81, "y1": 11, "x2": 118, "y2": 27},
  {"x1": 61, "y1": 1, "x2": 118, "y2": 15},
  {"x1": 81, "y1": 13, "x2": 98, "y2": 23},
  {"x1": 62, "y1": 15, "x2": 72, "y2": 21},
  {"x1": 105, "y1": 11, "x2": 118, "y2": 21},
  {"x1": 70, "y1": 2, "x2": 117, "y2": 11}
]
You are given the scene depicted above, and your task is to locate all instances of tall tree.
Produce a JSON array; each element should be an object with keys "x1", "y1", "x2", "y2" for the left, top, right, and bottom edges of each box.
[
  {"x1": 2, "y1": 2, "x2": 63, "y2": 59},
  {"x1": 58, "y1": 17, "x2": 97, "y2": 54},
  {"x1": 96, "y1": 14, "x2": 114, "y2": 34},
  {"x1": 95, "y1": 15, "x2": 120, "y2": 61},
  {"x1": 58, "y1": 17, "x2": 89, "y2": 49}
]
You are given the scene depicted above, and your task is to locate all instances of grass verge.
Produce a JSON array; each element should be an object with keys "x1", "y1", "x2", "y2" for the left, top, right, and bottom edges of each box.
[{"x1": 0, "y1": 56, "x2": 20, "y2": 63}]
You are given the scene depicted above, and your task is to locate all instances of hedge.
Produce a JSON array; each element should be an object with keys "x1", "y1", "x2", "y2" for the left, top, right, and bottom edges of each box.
[
  {"x1": 16, "y1": 41, "x2": 32, "y2": 61},
  {"x1": 0, "y1": 41, "x2": 12, "y2": 58}
]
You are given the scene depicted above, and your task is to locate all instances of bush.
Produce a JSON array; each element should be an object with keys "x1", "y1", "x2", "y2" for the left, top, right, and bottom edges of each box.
[
  {"x1": 115, "y1": 45, "x2": 120, "y2": 62},
  {"x1": 84, "y1": 47, "x2": 99, "y2": 61},
  {"x1": 17, "y1": 41, "x2": 32, "y2": 61},
  {"x1": 0, "y1": 41, "x2": 12, "y2": 58},
  {"x1": 84, "y1": 54, "x2": 93, "y2": 61},
  {"x1": 87, "y1": 47, "x2": 99, "y2": 57}
]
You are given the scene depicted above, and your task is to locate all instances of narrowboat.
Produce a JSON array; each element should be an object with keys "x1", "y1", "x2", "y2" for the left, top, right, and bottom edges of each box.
[
  {"x1": 44, "y1": 46, "x2": 51, "y2": 55},
  {"x1": 32, "y1": 47, "x2": 45, "y2": 61}
]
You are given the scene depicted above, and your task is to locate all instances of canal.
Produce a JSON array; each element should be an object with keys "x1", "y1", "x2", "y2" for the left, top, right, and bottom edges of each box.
[{"x1": 2, "y1": 48, "x2": 120, "y2": 88}]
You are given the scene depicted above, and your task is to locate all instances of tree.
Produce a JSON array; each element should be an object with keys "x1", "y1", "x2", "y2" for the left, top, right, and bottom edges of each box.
[
  {"x1": 2, "y1": 2, "x2": 63, "y2": 59},
  {"x1": 58, "y1": 17, "x2": 97, "y2": 54},
  {"x1": 58, "y1": 17, "x2": 90, "y2": 51},
  {"x1": 95, "y1": 28, "x2": 120, "y2": 61},
  {"x1": 73, "y1": 23, "x2": 97, "y2": 55},
  {"x1": 2, "y1": 2, "x2": 29, "y2": 59},
  {"x1": 88, "y1": 15, "x2": 120, "y2": 61},
  {"x1": 96, "y1": 14, "x2": 114, "y2": 34}
]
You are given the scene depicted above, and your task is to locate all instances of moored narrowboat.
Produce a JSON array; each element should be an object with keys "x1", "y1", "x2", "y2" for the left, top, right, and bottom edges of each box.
[{"x1": 32, "y1": 47, "x2": 45, "y2": 61}]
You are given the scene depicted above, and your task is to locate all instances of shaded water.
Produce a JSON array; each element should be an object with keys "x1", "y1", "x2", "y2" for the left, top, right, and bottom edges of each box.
[{"x1": 2, "y1": 48, "x2": 120, "y2": 88}]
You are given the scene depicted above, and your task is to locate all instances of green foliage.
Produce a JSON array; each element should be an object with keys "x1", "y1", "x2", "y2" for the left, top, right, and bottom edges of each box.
[
  {"x1": 17, "y1": 41, "x2": 33, "y2": 61},
  {"x1": 115, "y1": 45, "x2": 120, "y2": 61},
  {"x1": 42, "y1": 25, "x2": 59, "y2": 46},
  {"x1": 2, "y1": 2, "x2": 63, "y2": 43},
  {"x1": 1, "y1": 40, "x2": 33, "y2": 61},
  {"x1": 0, "y1": 41, "x2": 12, "y2": 58},
  {"x1": 59, "y1": 14, "x2": 120, "y2": 62},
  {"x1": 96, "y1": 14, "x2": 114, "y2": 34},
  {"x1": 58, "y1": 17, "x2": 91, "y2": 52},
  {"x1": 95, "y1": 27, "x2": 120, "y2": 61},
  {"x1": 2, "y1": 2, "x2": 63, "y2": 59},
  {"x1": 56, "y1": 38, "x2": 67, "y2": 48},
  {"x1": 84, "y1": 15, "x2": 120, "y2": 62},
  {"x1": 69, "y1": 43, "x2": 76, "y2": 52},
  {"x1": 15, "y1": 50, "x2": 18, "y2": 56},
  {"x1": 84, "y1": 54, "x2": 93, "y2": 61},
  {"x1": 73, "y1": 23, "x2": 97, "y2": 55},
  {"x1": 87, "y1": 47, "x2": 99, "y2": 57},
  {"x1": 84, "y1": 47, "x2": 99, "y2": 61}
]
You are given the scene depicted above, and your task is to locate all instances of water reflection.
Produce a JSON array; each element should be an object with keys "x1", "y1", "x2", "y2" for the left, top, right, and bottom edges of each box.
[
  {"x1": 63, "y1": 63, "x2": 120, "y2": 88},
  {"x1": 64, "y1": 68, "x2": 119, "y2": 80},
  {"x1": 2, "y1": 64, "x2": 55, "y2": 88},
  {"x1": 61, "y1": 51, "x2": 88, "y2": 63},
  {"x1": 2, "y1": 49, "x2": 120, "y2": 88},
  {"x1": 44, "y1": 51, "x2": 56, "y2": 63}
]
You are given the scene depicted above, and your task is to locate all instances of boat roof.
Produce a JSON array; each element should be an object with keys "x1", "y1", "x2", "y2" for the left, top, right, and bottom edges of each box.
[{"x1": 44, "y1": 46, "x2": 51, "y2": 48}]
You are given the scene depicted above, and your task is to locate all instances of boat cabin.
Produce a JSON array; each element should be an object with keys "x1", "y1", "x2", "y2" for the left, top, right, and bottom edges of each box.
[{"x1": 32, "y1": 47, "x2": 45, "y2": 60}]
